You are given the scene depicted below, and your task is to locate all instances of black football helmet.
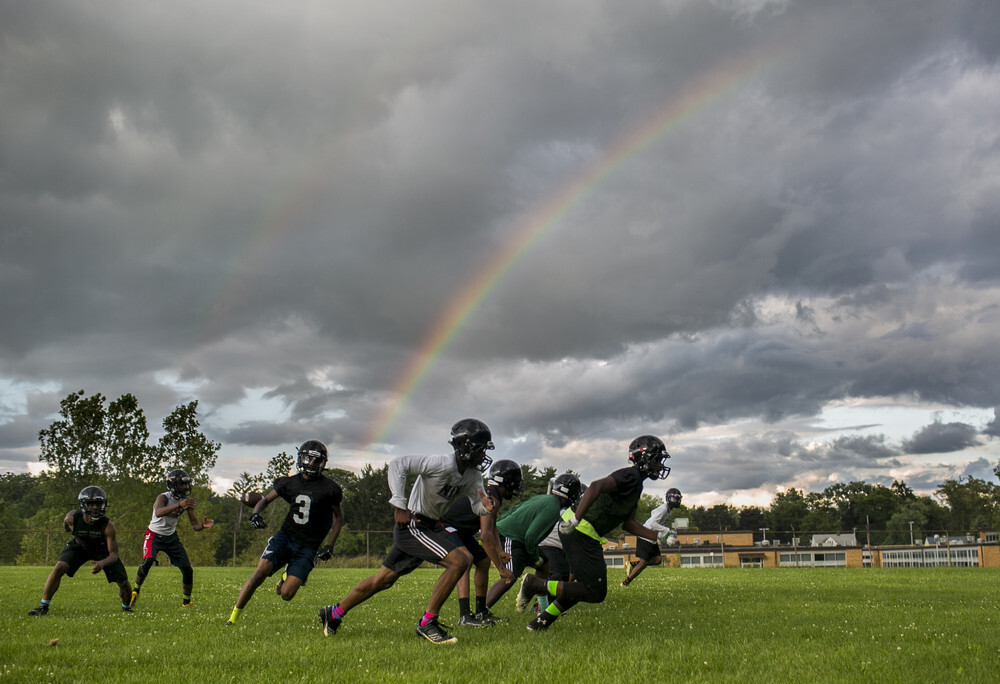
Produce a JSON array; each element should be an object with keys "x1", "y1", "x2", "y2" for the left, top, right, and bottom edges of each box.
[
  {"x1": 78, "y1": 486, "x2": 108, "y2": 520},
  {"x1": 628, "y1": 435, "x2": 670, "y2": 480},
  {"x1": 487, "y1": 459, "x2": 522, "y2": 499},
  {"x1": 449, "y1": 418, "x2": 494, "y2": 472},
  {"x1": 296, "y1": 440, "x2": 328, "y2": 479},
  {"x1": 666, "y1": 487, "x2": 683, "y2": 509},
  {"x1": 166, "y1": 469, "x2": 192, "y2": 498},
  {"x1": 550, "y1": 473, "x2": 582, "y2": 505}
]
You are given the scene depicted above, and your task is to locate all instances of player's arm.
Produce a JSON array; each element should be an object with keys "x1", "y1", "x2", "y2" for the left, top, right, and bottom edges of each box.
[
  {"x1": 63, "y1": 510, "x2": 75, "y2": 533},
  {"x1": 187, "y1": 505, "x2": 214, "y2": 531},
  {"x1": 94, "y1": 521, "x2": 121, "y2": 573},
  {"x1": 154, "y1": 493, "x2": 189, "y2": 518},
  {"x1": 623, "y1": 511, "x2": 659, "y2": 541},
  {"x1": 327, "y1": 503, "x2": 344, "y2": 547},
  {"x1": 478, "y1": 503, "x2": 513, "y2": 582},
  {"x1": 387, "y1": 454, "x2": 436, "y2": 523},
  {"x1": 249, "y1": 489, "x2": 279, "y2": 529}
]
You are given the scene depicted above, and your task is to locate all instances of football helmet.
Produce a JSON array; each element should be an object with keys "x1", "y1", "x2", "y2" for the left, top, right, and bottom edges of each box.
[
  {"x1": 78, "y1": 486, "x2": 108, "y2": 520},
  {"x1": 666, "y1": 487, "x2": 683, "y2": 509},
  {"x1": 487, "y1": 459, "x2": 522, "y2": 499},
  {"x1": 628, "y1": 435, "x2": 670, "y2": 480},
  {"x1": 166, "y1": 469, "x2": 192, "y2": 498},
  {"x1": 297, "y1": 440, "x2": 328, "y2": 479},
  {"x1": 549, "y1": 473, "x2": 582, "y2": 505},
  {"x1": 448, "y1": 418, "x2": 494, "y2": 472}
]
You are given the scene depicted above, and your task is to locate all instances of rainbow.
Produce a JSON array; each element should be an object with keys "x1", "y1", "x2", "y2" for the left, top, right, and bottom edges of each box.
[{"x1": 364, "y1": 51, "x2": 778, "y2": 449}]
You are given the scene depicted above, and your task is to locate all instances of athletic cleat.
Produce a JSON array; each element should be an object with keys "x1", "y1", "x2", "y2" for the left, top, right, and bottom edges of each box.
[
  {"x1": 181, "y1": 602, "x2": 195, "y2": 608},
  {"x1": 415, "y1": 618, "x2": 457, "y2": 645},
  {"x1": 478, "y1": 607, "x2": 508, "y2": 623},
  {"x1": 527, "y1": 615, "x2": 552, "y2": 631},
  {"x1": 516, "y1": 573, "x2": 542, "y2": 613},
  {"x1": 129, "y1": 589, "x2": 140, "y2": 607},
  {"x1": 457, "y1": 612, "x2": 493, "y2": 628},
  {"x1": 621, "y1": 580, "x2": 630, "y2": 588},
  {"x1": 225, "y1": 620, "x2": 234, "y2": 626},
  {"x1": 28, "y1": 604, "x2": 49, "y2": 616},
  {"x1": 122, "y1": 604, "x2": 134, "y2": 613},
  {"x1": 318, "y1": 606, "x2": 341, "y2": 637},
  {"x1": 276, "y1": 571, "x2": 286, "y2": 595}
]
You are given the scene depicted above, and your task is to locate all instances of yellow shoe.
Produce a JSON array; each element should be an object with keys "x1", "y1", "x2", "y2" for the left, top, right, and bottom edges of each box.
[{"x1": 129, "y1": 590, "x2": 139, "y2": 607}]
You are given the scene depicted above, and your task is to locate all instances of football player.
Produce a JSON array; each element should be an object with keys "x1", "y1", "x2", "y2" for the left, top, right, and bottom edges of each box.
[
  {"x1": 318, "y1": 418, "x2": 513, "y2": 645},
  {"x1": 129, "y1": 469, "x2": 214, "y2": 609},
  {"x1": 520, "y1": 435, "x2": 672, "y2": 631},
  {"x1": 440, "y1": 458, "x2": 521, "y2": 627},
  {"x1": 621, "y1": 487, "x2": 682, "y2": 587},
  {"x1": 485, "y1": 472, "x2": 582, "y2": 615},
  {"x1": 227, "y1": 440, "x2": 344, "y2": 625},
  {"x1": 28, "y1": 486, "x2": 133, "y2": 615},
  {"x1": 501, "y1": 474, "x2": 583, "y2": 615}
]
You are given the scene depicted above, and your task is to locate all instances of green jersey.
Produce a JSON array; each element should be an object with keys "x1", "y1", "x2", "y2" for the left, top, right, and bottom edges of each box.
[{"x1": 496, "y1": 494, "x2": 564, "y2": 559}]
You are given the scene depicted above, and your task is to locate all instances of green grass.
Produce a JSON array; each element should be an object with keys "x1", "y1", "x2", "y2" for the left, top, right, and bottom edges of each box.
[{"x1": 2, "y1": 566, "x2": 998, "y2": 682}]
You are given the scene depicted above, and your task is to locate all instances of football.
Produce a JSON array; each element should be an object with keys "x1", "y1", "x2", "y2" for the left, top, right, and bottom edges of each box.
[{"x1": 241, "y1": 491, "x2": 263, "y2": 508}]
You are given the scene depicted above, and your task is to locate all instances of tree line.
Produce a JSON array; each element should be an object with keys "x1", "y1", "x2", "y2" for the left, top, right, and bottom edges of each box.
[{"x1": 1, "y1": 390, "x2": 999, "y2": 566}]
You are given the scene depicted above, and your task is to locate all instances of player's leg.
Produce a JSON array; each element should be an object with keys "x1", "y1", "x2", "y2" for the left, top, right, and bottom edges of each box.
[
  {"x1": 131, "y1": 530, "x2": 157, "y2": 606},
  {"x1": 28, "y1": 561, "x2": 70, "y2": 614},
  {"x1": 103, "y1": 558, "x2": 133, "y2": 612},
  {"x1": 318, "y1": 564, "x2": 402, "y2": 636}
]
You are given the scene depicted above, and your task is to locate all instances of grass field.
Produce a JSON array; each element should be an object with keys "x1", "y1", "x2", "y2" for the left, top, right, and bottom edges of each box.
[{"x1": 2, "y1": 566, "x2": 998, "y2": 683}]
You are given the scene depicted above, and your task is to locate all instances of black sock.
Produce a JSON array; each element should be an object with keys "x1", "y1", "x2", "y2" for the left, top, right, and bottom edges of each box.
[
  {"x1": 475, "y1": 596, "x2": 487, "y2": 614},
  {"x1": 458, "y1": 597, "x2": 471, "y2": 616}
]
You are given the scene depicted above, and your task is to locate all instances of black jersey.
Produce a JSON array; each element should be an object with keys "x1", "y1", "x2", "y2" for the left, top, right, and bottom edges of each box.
[
  {"x1": 581, "y1": 467, "x2": 645, "y2": 537},
  {"x1": 69, "y1": 510, "x2": 110, "y2": 553},
  {"x1": 274, "y1": 473, "x2": 343, "y2": 549},
  {"x1": 440, "y1": 484, "x2": 501, "y2": 532}
]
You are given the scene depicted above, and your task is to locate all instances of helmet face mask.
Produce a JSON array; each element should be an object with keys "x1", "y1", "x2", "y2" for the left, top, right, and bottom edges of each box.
[
  {"x1": 666, "y1": 487, "x2": 683, "y2": 508},
  {"x1": 166, "y1": 469, "x2": 192, "y2": 498},
  {"x1": 549, "y1": 473, "x2": 583, "y2": 506},
  {"x1": 487, "y1": 459, "x2": 522, "y2": 499},
  {"x1": 449, "y1": 419, "x2": 495, "y2": 473},
  {"x1": 78, "y1": 486, "x2": 108, "y2": 521},
  {"x1": 296, "y1": 440, "x2": 328, "y2": 479},
  {"x1": 628, "y1": 435, "x2": 671, "y2": 480}
]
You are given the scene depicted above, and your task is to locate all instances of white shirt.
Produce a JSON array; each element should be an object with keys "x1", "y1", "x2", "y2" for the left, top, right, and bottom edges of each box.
[
  {"x1": 538, "y1": 507, "x2": 569, "y2": 550},
  {"x1": 147, "y1": 491, "x2": 185, "y2": 535},
  {"x1": 387, "y1": 453, "x2": 488, "y2": 520}
]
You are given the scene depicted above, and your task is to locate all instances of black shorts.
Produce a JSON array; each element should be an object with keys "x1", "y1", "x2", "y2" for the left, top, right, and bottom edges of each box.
[
  {"x1": 142, "y1": 530, "x2": 191, "y2": 568},
  {"x1": 58, "y1": 541, "x2": 128, "y2": 583},
  {"x1": 560, "y1": 530, "x2": 608, "y2": 603},
  {"x1": 442, "y1": 525, "x2": 488, "y2": 565},
  {"x1": 538, "y1": 545, "x2": 571, "y2": 581},
  {"x1": 500, "y1": 536, "x2": 533, "y2": 579},
  {"x1": 382, "y1": 517, "x2": 459, "y2": 576},
  {"x1": 635, "y1": 537, "x2": 661, "y2": 561}
]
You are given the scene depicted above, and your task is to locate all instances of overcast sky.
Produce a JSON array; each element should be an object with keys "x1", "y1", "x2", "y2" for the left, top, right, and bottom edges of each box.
[{"x1": 2, "y1": 0, "x2": 999, "y2": 507}]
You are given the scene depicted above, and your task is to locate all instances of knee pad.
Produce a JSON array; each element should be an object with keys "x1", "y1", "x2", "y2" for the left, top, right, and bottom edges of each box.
[{"x1": 180, "y1": 565, "x2": 193, "y2": 585}]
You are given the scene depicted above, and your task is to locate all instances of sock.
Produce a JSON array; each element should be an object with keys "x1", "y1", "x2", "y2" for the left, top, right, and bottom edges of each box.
[
  {"x1": 544, "y1": 603, "x2": 560, "y2": 621},
  {"x1": 538, "y1": 595, "x2": 549, "y2": 611},
  {"x1": 420, "y1": 611, "x2": 437, "y2": 627},
  {"x1": 122, "y1": 603, "x2": 130, "y2": 609},
  {"x1": 475, "y1": 596, "x2": 487, "y2": 614},
  {"x1": 40, "y1": 599, "x2": 51, "y2": 607},
  {"x1": 183, "y1": 595, "x2": 192, "y2": 606},
  {"x1": 458, "y1": 597, "x2": 471, "y2": 616},
  {"x1": 332, "y1": 604, "x2": 346, "y2": 619},
  {"x1": 229, "y1": 606, "x2": 242, "y2": 623},
  {"x1": 547, "y1": 580, "x2": 559, "y2": 596}
]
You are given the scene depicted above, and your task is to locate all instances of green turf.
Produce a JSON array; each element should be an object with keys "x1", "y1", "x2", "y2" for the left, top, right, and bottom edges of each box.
[{"x1": 2, "y1": 566, "x2": 998, "y2": 682}]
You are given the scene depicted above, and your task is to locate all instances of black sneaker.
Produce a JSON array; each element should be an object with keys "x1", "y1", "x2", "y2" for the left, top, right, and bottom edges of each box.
[
  {"x1": 457, "y1": 612, "x2": 492, "y2": 628},
  {"x1": 478, "y1": 607, "x2": 508, "y2": 623},
  {"x1": 318, "y1": 606, "x2": 341, "y2": 637},
  {"x1": 28, "y1": 604, "x2": 49, "y2": 616},
  {"x1": 415, "y1": 618, "x2": 457, "y2": 645},
  {"x1": 527, "y1": 614, "x2": 552, "y2": 631},
  {"x1": 122, "y1": 604, "x2": 134, "y2": 613}
]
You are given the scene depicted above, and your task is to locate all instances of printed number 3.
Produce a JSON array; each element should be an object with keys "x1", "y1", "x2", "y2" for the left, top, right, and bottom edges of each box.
[{"x1": 293, "y1": 494, "x2": 311, "y2": 524}]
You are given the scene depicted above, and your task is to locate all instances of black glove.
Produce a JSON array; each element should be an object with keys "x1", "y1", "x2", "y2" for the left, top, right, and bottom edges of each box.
[
  {"x1": 316, "y1": 545, "x2": 333, "y2": 561},
  {"x1": 250, "y1": 513, "x2": 266, "y2": 529}
]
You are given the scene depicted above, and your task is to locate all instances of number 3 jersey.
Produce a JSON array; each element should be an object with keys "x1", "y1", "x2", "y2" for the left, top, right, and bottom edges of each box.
[{"x1": 273, "y1": 474, "x2": 343, "y2": 549}]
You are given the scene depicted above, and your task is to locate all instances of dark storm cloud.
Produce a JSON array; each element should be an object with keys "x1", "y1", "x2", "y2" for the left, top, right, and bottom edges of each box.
[
  {"x1": 2, "y1": 1, "x2": 999, "y2": 498},
  {"x1": 902, "y1": 421, "x2": 982, "y2": 455}
]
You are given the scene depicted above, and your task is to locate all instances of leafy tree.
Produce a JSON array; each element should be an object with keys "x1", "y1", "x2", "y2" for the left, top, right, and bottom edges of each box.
[
  {"x1": 767, "y1": 488, "x2": 807, "y2": 533},
  {"x1": 935, "y1": 477, "x2": 1000, "y2": 532},
  {"x1": 105, "y1": 393, "x2": 157, "y2": 482},
  {"x1": 157, "y1": 401, "x2": 220, "y2": 487},
  {"x1": 37, "y1": 390, "x2": 108, "y2": 483},
  {"x1": 738, "y1": 506, "x2": 766, "y2": 531}
]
